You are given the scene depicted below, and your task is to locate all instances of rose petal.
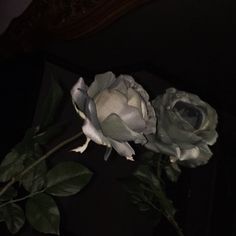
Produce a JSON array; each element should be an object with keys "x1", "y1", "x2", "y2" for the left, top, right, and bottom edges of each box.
[
  {"x1": 104, "y1": 147, "x2": 112, "y2": 161},
  {"x1": 162, "y1": 109, "x2": 202, "y2": 144},
  {"x1": 71, "y1": 77, "x2": 88, "y2": 94},
  {"x1": 101, "y1": 113, "x2": 146, "y2": 144},
  {"x1": 120, "y1": 74, "x2": 150, "y2": 102},
  {"x1": 179, "y1": 144, "x2": 212, "y2": 167},
  {"x1": 82, "y1": 118, "x2": 110, "y2": 147},
  {"x1": 179, "y1": 146, "x2": 200, "y2": 161},
  {"x1": 195, "y1": 129, "x2": 218, "y2": 145},
  {"x1": 127, "y1": 88, "x2": 142, "y2": 111},
  {"x1": 119, "y1": 105, "x2": 146, "y2": 132},
  {"x1": 94, "y1": 89, "x2": 127, "y2": 122},
  {"x1": 145, "y1": 134, "x2": 180, "y2": 157},
  {"x1": 71, "y1": 78, "x2": 88, "y2": 113},
  {"x1": 84, "y1": 98, "x2": 101, "y2": 130},
  {"x1": 144, "y1": 101, "x2": 156, "y2": 134},
  {"x1": 87, "y1": 71, "x2": 116, "y2": 98},
  {"x1": 72, "y1": 137, "x2": 91, "y2": 153},
  {"x1": 109, "y1": 77, "x2": 128, "y2": 96},
  {"x1": 109, "y1": 139, "x2": 135, "y2": 160}
]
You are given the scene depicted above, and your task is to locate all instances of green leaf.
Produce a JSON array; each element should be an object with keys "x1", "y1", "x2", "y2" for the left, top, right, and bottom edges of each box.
[
  {"x1": 21, "y1": 143, "x2": 47, "y2": 193},
  {"x1": 0, "y1": 150, "x2": 26, "y2": 182},
  {"x1": 136, "y1": 167, "x2": 175, "y2": 217},
  {"x1": 125, "y1": 164, "x2": 176, "y2": 219},
  {"x1": 37, "y1": 76, "x2": 64, "y2": 129},
  {"x1": 46, "y1": 161, "x2": 92, "y2": 197},
  {"x1": 22, "y1": 158, "x2": 47, "y2": 193},
  {"x1": 0, "y1": 203, "x2": 25, "y2": 234},
  {"x1": 25, "y1": 193, "x2": 60, "y2": 235},
  {"x1": 0, "y1": 187, "x2": 17, "y2": 202},
  {"x1": 0, "y1": 128, "x2": 37, "y2": 183}
]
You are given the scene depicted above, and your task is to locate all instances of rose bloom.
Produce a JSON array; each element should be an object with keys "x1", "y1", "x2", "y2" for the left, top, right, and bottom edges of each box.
[
  {"x1": 71, "y1": 72, "x2": 156, "y2": 160},
  {"x1": 146, "y1": 88, "x2": 218, "y2": 167}
]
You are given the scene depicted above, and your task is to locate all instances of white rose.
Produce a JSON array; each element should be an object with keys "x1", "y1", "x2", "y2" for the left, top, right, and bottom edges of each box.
[
  {"x1": 71, "y1": 72, "x2": 156, "y2": 160},
  {"x1": 146, "y1": 88, "x2": 218, "y2": 167}
]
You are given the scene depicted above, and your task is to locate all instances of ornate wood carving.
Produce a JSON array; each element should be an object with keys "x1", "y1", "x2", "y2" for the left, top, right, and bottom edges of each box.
[{"x1": 0, "y1": 0, "x2": 152, "y2": 59}]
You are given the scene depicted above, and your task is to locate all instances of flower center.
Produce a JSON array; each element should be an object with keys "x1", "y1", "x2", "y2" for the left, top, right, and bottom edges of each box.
[
  {"x1": 94, "y1": 89, "x2": 127, "y2": 122},
  {"x1": 173, "y1": 101, "x2": 203, "y2": 129}
]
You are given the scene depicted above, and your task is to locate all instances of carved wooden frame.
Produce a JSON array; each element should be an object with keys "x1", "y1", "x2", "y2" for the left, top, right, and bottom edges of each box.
[{"x1": 0, "y1": 0, "x2": 153, "y2": 59}]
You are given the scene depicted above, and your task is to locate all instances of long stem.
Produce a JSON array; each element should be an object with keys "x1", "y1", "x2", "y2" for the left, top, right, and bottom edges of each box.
[
  {"x1": 0, "y1": 132, "x2": 83, "y2": 198},
  {"x1": 139, "y1": 192, "x2": 183, "y2": 236},
  {"x1": 164, "y1": 213, "x2": 184, "y2": 236},
  {"x1": 0, "y1": 189, "x2": 45, "y2": 208},
  {"x1": 147, "y1": 200, "x2": 184, "y2": 236}
]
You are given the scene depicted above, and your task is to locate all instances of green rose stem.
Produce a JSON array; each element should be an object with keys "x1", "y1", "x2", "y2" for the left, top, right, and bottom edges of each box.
[
  {"x1": 146, "y1": 200, "x2": 184, "y2": 236},
  {"x1": 0, "y1": 131, "x2": 83, "y2": 199},
  {"x1": 0, "y1": 189, "x2": 46, "y2": 208}
]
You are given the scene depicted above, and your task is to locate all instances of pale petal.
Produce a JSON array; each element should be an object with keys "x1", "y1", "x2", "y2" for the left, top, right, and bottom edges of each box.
[
  {"x1": 101, "y1": 113, "x2": 146, "y2": 144},
  {"x1": 87, "y1": 71, "x2": 116, "y2": 98},
  {"x1": 145, "y1": 134, "x2": 180, "y2": 157},
  {"x1": 179, "y1": 146, "x2": 200, "y2": 161},
  {"x1": 126, "y1": 156, "x2": 135, "y2": 161},
  {"x1": 82, "y1": 118, "x2": 110, "y2": 147},
  {"x1": 119, "y1": 105, "x2": 146, "y2": 132},
  {"x1": 127, "y1": 88, "x2": 142, "y2": 110},
  {"x1": 179, "y1": 144, "x2": 212, "y2": 167},
  {"x1": 71, "y1": 78, "x2": 88, "y2": 113},
  {"x1": 195, "y1": 129, "x2": 218, "y2": 145},
  {"x1": 94, "y1": 89, "x2": 127, "y2": 122},
  {"x1": 72, "y1": 138, "x2": 90, "y2": 153},
  {"x1": 120, "y1": 74, "x2": 150, "y2": 101},
  {"x1": 84, "y1": 99, "x2": 101, "y2": 130},
  {"x1": 72, "y1": 89, "x2": 101, "y2": 130},
  {"x1": 71, "y1": 77, "x2": 88, "y2": 95},
  {"x1": 109, "y1": 139, "x2": 135, "y2": 160},
  {"x1": 109, "y1": 78, "x2": 128, "y2": 96},
  {"x1": 141, "y1": 100, "x2": 148, "y2": 120},
  {"x1": 144, "y1": 100, "x2": 156, "y2": 135},
  {"x1": 104, "y1": 147, "x2": 112, "y2": 161}
]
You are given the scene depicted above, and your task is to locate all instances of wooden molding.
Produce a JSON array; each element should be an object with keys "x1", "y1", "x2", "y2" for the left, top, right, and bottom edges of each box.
[{"x1": 0, "y1": 0, "x2": 152, "y2": 59}]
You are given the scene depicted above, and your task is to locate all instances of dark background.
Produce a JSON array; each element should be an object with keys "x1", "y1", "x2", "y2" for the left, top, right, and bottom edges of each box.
[{"x1": 1, "y1": 0, "x2": 236, "y2": 235}]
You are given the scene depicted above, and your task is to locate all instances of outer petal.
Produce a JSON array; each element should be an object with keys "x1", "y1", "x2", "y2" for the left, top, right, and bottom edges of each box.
[
  {"x1": 119, "y1": 105, "x2": 146, "y2": 132},
  {"x1": 127, "y1": 88, "x2": 142, "y2": 111},
  {"x1": 122, "y1": 74, "x2": 156, "y2": 134},
  {"x1": 179, "y1": 144, "x2": 212, "y2": 167},
  {"x1": 87, "y1": 71, "x2": 116, "y2": 98},
  {"x1": 121, "y1": 74, "x2": 150, "y2": 101},
  {"x1": 71, "y1": 78, "x2": 88, "y2": 114},
  {"x1": 84, "y1": 98, "x2": 101, "y2": 130},
  {"x1": 195, "y1": 129, "x2": 218, "y2": 145},
  {"x1": 109, "y1": 139, "x2": 135, "y2": 160},
  {"x1": 71, "y1": 77, "x2": 88, "y2": 95},
  {"x1": 82, "y1": 118, "x2": 110, "y2": 147},
  {"x1": 178, "y1": 146, "x2": 200, "y2": 161},
  {"x1": 145, "y1": 134, "x2": 180, "y2": 157},
  {"x1": 101, "y1": 113, "x2": 146, "y2": 144},
  {"x1": 109, "y1": 77, "x2": 128, "y2": 96},
  {"x1": 144, "y1": 102, "x2": 156, "y2": 135}
]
